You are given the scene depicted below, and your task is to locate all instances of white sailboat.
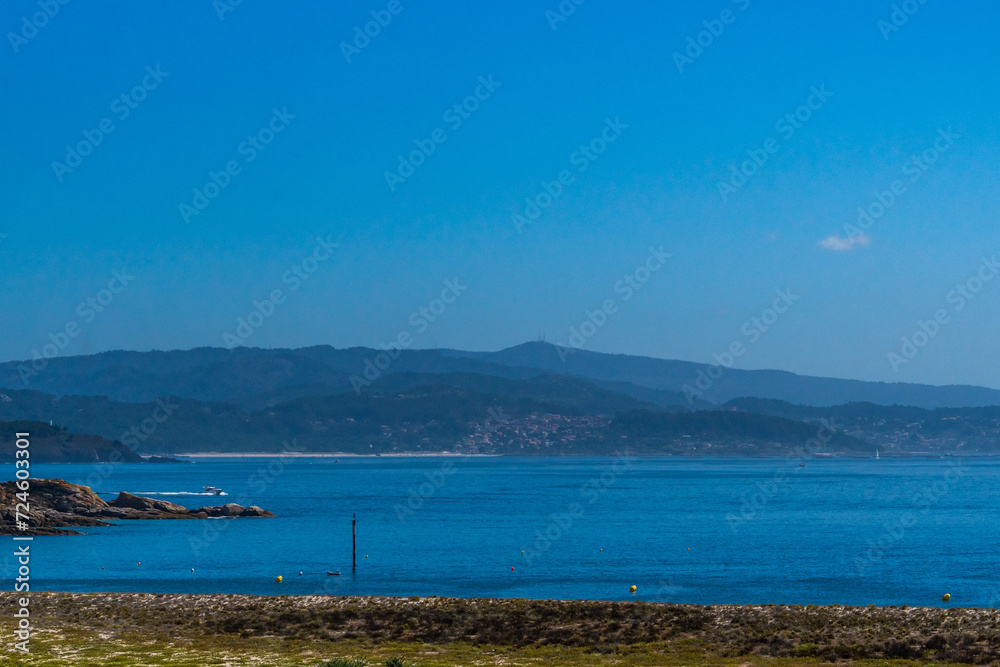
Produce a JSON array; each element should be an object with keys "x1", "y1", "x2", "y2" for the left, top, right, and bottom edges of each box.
[{"x1": 876, "y1": 448, "x2": 880, "y2": 460}]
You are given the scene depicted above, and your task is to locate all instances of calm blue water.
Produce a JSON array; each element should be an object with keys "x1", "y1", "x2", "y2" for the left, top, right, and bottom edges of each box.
[{"x1": 5, "y1": 456, "x2": 999, "y2": 607}]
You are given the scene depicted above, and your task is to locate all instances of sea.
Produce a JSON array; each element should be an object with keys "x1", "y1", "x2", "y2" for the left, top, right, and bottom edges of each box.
[{"x1": 5, "y1": 456, "x2": 998, "y2": 607}]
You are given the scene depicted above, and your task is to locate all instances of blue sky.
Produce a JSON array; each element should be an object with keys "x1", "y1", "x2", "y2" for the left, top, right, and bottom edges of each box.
[{"x1": 1, "y1": 0, "x2": 998, "y2": 388}]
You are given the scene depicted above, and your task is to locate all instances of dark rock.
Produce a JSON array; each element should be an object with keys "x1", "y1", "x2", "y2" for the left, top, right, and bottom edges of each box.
[
  {"x1": 109, "y1": 492, "x2": 188, "y2": 513},
  {"x1": 144, "y1": 456, "x2": 188, "y2": 463},
  {"x1": 192, "y1": 503, "x2": 245, "y2": 517},
  {"x1": 240, "y1": 505, "x2": 275, "y2": 517}
]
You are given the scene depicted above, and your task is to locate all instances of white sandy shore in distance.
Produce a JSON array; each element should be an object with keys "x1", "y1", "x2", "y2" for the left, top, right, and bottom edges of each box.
[{"x1": 170, "y1": 452, "x2": 498, "y2": 458}]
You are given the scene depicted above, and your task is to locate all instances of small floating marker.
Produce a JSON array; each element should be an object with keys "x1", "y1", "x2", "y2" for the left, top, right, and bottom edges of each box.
[
  {"x1": 600, "y1": 549, "x2": 603, "y2": 552},
  {"x1": 942, "y1": 593, "x2": 951, "y2": 602},
  {"x1": 276, "y1": 575, "x2": 283, "y2": 583},
  {"x1": 630, "y1": 585, "x2": 637, "y2": 593},
  {"x1": 299, "y1": 571, "x2": 303, "y2": 576},
  {"x1": 137, "y1": 562, "x2": 141, "y2": 566},
  {"x1": 191, "y1": 568, "x2": 194, "y2": 573},
  {"x1": 511, "y1": 567, "x2": 515, "y2": 571}
]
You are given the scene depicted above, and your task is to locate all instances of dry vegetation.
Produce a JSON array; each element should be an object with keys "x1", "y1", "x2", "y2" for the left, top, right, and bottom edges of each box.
[{"x1": 3, "y1": 592, "x2": 1000, "y2": 666}]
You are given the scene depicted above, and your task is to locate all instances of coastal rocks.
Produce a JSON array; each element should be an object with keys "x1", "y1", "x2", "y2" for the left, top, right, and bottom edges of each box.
[
  {"x1": 191, "y1": 502, "x2": 246, "y2": 517},
  {"x1": 188, "y1": 503, "x2": 276, "y2": 518},
  {"x1": 240, "y1": 505, "x2": 271, "y2": 517},
  {"x1": 0, "y1": 478, "x2": 275, "y2": 536},
  {"x1": 109, "y1": 491, "x2": 189, "y2": 513}
]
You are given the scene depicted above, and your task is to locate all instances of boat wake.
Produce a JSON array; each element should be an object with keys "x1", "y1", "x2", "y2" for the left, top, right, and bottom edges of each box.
[{"x1": 130, "y1": 491, "x2": 229, "y2": 496}]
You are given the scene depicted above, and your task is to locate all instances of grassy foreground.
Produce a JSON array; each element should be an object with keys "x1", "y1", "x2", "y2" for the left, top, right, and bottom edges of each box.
[{"x1": 3, "y1": 592, "x2": 1000, "y2": 666}]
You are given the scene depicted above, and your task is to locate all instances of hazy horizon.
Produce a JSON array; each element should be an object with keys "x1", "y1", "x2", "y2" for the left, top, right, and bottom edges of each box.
[{"x1": 3, "y1": 1, "x2": 998, "y2": 388}]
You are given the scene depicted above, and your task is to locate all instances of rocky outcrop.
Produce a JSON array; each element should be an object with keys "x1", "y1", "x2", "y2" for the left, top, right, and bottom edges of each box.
[{"x1": 0, "y1": 479, "x2": 275, "y2": 536}]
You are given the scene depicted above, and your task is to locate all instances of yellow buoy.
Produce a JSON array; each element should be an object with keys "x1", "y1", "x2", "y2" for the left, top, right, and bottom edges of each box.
[
  {"x1": 600, "y1": 549, "x2": 603, "y2": 552},
  {"x1": 630, "y1": 585, "x2": 637, "y2": 593},
  {"x1": 942, "y1": 593, "x2": 951, "y2": 602},
  {"x1": 276, "y1": 576, "x2": 283, "y2": 583},
  {"x1": 137, "y1": 562, "x2": 141, "y2": 566}
]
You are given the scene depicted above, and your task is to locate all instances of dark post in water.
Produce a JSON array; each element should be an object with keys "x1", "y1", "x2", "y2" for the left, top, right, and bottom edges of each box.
[{"x1": 352, "y1": 513, "x2": 357, "y2": 571}]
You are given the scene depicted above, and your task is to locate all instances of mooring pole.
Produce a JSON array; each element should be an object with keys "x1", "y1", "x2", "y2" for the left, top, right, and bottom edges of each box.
[{"x1": 352, "y1": 514, "x2": 357, "y2": 571}]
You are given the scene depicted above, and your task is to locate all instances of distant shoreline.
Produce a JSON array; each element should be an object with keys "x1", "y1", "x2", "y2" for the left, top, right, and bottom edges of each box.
[
  {"x1": 171, "y1": 451, "x2": 500, "y2": 458},
  {"x1": 161, "y1": 452, "x2": 987, "y2": 459}
]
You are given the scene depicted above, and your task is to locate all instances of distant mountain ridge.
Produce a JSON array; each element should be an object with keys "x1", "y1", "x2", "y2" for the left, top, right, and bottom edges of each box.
[
  {"x1": 2, "y1": 341, "x2": 998, "y2": 409},
  {"x1": 444, "y1": 342, "x2": 1000, "y2": 409},
  {"x1": 2, "y1": 353, "x2": 999, "y2": 455}
]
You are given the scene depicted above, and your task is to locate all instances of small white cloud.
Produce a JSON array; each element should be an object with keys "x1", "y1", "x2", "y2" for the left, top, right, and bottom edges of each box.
[{"x1": 819, "y1": 233, "x2": 871, "y2": 251}]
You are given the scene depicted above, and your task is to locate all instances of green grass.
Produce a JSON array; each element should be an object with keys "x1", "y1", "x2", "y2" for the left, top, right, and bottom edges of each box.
[
  {"x1": 3, "y1": 630, "x2": 971, "y2": 667},
  {"x1": 0, "y1": 628, "x2": 985, "y2": 667}
]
